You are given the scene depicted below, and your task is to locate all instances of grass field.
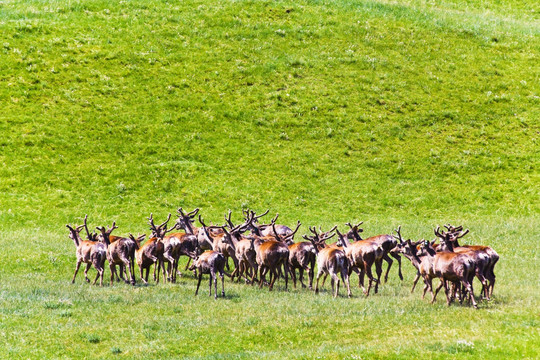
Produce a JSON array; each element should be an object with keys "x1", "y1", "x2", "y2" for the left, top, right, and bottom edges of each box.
[{"x1": 0, "y1": 0, "x2": 539, "y2": 358}]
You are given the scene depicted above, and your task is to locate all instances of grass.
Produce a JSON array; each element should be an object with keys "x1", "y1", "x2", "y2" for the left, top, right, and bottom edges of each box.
[{"x1": 0, "y1": 0, "x2": 539, "y2": 358}]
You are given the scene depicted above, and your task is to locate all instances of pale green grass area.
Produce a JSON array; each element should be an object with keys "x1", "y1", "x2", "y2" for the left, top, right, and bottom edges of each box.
[{"x1": 0, "y1": 0, "x2": 539, "y2": 358}]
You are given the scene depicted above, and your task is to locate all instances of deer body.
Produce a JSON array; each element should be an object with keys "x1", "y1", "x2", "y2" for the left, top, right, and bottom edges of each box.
[
  {"x1": 135, "y1": 236, "x2": 165, "y2": 284},
  {"x1": 254, "y1": 240, "x2": 290, "y2": 291},
  {"x1": 67, "y1": 221, "x2": 106, "y2": 286},
  {"x1": 288, "y1": 241, "x2": 317, "y2": 289}
]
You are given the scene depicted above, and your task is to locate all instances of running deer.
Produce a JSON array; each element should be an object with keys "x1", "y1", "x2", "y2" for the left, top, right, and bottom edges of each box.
[
  {"x1": 190, "y1": 216, "x2": 226, "y2": 298},
  {"x1": 305, "y1": 226, "x2": 351, "y2": 298},
  {"x1": 66, "y1": 215, "x2": 106, "y2": 286}
]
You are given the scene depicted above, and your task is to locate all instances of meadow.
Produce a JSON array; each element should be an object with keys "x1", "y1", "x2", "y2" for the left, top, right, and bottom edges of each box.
[{"x1": 0, "y1": 0, "x2": 539, "y2": 358}]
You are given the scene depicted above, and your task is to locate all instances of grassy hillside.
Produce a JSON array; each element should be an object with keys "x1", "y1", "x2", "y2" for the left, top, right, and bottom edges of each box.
[{"x1": 0, "y1": 0, "x2": 538, "y2": 358}]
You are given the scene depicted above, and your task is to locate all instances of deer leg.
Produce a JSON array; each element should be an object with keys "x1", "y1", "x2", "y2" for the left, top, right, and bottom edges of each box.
[
  {"x1": 214, "y1": 271, "x2": 218, "y2": 299},
  {"x1": 464, "y1": 280, "x2": 478, "y2": 309},
  {"x1": 358, "y1": 269, "x2": 368, "y2": 296},
  {"x1": 283, "y1": 262, "x2": 289, "y2": 290},
  {"x1": 220, "y1": 269, "x2": 225, "y2": 297},
  {"x1": 209, "y1": 270, "x2": 213, "y2": 298},
  {"x1": 299, "y1": 267, "x2": 307, "y2": 289},
  {"x1": 432, "y1": 279, "x2": 443, "y2": 303},
  {"x1": 184, "y1": 257, "x2": 192, "y2": 271},
  {"x1": 72, "y1": 261, "x2": 82, "y2": 283},
  {"x1": 342, "y1": 268, "x2": 351, "y2": 298},
  {"x1": 269, "y1": 267, "x2": 279, "y2": 291},
  {"x1": 390, "y1": 252, "x2": 403, "y2": 281},
  {"x1": 321, "y1": 273, "x2": 329, "y2": 288},
  {"x1": 92, "y1": 266, "x2": 102, "y2": 286},
  {"x1": 315, "y1": 270, "x2": 323, "y2": 294},
  {"x1": 411, "y1": 271, "x2": 421, "y2": 293},
  {"x1": 330, "y1": 277, "x2": 335, "y2": 295},
  {"x1": 374, "y1": 260, "x2": 383, "y2": 294},
  {"x1": 195, "y1": 272, "x2": 202, "y2": 296},
  {"x1": 309, "y1": 260, "x2": 315, "y2": 290},
  {"x1": 118, "y1": 264, "x2": 125, "y2": 282},
  {"x1": 84, "y1": 263, "x2": 92, "y2": 283},
  {"x1": 99, "y1": 265, "x2": 104, "y2": 286},
  {"x1": 140, "y1": 264, "x2": 147, "y2": 284},
  {"x1": 259, "y1": 266, "x2": 267, "y2": 288},
  {"x1": 331, "y1": 272, "x2": 340, "y2": 298},
  {"x1": 382, "y1": 253, "x2": 393, "y2": 283},
  {"x1": 291, "y1": 267, "x2": 297, "y2": 289},
  {"x1": 109, "y1": 264, "x2": 116, "y2": 286}
]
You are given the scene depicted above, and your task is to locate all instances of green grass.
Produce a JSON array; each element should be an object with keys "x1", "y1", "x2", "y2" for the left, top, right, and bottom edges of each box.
[{"x1": 0, "y1": 0, "x2": 539, "y2": 358}]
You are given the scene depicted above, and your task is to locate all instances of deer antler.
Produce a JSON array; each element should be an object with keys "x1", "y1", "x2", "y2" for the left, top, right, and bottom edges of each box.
[
  {"x1": 393, "y1": 225, "x2": 404, "y2": 243},
  {"x1": 225, "y1": 210, "x2": 234, "y2": 228},
  {"x1": 187, "y1": 208, "x2": 199, "y2": 217}
]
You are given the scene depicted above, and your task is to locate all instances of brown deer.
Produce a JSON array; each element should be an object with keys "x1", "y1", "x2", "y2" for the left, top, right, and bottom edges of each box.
[
  {"x1": 147, "y1": 213, "x2": 180, "y2": 283},
  {"x1": 95, "y1": 222, "x2": 137, "y2": 286},
  {"x1": 336, "y1": 227, "x2": 383, "y2": 296},
  {"x1": 96, "y1": 224, "x2": 140, "y2": 285},
  {"x1": 170, "y1": 207, "x2": 223, "y2": 272},
  {"x1": 435, "y1": 227, "x2": 491, "y2": 300},
  {"x1": 190, "y1": 217, "x2": 226, "y2": 298},
  {"x1": 347, "y1": 222, "x2": 404, "y2": 283},
  {"x1": 244, "y1": 210, "x2": 296, "y2": 237},
  {"x1": 133, "y1": 234, "x2": 166, "y2": 284},
  {"x1": 443, "y1": 224, "x2": 499, "y2": 299},
  {"x1": 66, "y1": 215, "x2": 106, "y2": 286},
  {"x1": 304, "y1": 226, "x2": 351, "y2": 298},
  {"x1": 419, "y1": 239, "x2": 478, "y2": 308}
]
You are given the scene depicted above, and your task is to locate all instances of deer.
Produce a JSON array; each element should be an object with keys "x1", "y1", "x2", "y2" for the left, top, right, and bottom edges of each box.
[
  {"x1": 346, "y1": 222, "x2": 403, "y2": 283},
  {"x1": 242, "y1": 213, "x2": 290, "y2": 291},
  {"x1": 304, "y1": 226, "x2": 351, "y2": 298},
  {"x1": 244, "y1": 209, "x2": 296, "y2": 237},
  {"x1": 419, "y1": 239, "x2": 478, "y2": 308},
  {"x1": 170, "y1": 207, "x2": 224, "y2": 272},
  {"x1": 66, "y1": 215, "x2": 107, "y2": 286},
  {"x1": 443, "y1": 224, "x2": 499, "y2": 299},
  {"x1": 392, "y1": 226, "x2": 424, "y2": 293},
  {"x1": 241, "y1": 212, "x2": 295, "y2": 286},
  {"x1": 133, "y1": 233, "x2": 166, "y2": 284},
  {"x1": 335, "y1": 226, "x2": 384, "y2": 296},
  {"x1": 261, "y1": 221, "x2": 317, "y2": 290},
  {"x1": 147, "y1": 213, "x2": 181, "y2": 283},
  {"x1": 435, "y1": 227, "x2": 491, "y2": 300},
  {"x1": 190, "y1": 216, "x2": 226, "y2": 298},
  {"x1": 95, "y1": 221, "x2": 140, "y2": 286}
]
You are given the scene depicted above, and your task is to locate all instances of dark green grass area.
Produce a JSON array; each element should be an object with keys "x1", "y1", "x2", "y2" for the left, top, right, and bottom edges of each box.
[{"x1": 0, "y1": 0, "x2": 539, "y2": 358}]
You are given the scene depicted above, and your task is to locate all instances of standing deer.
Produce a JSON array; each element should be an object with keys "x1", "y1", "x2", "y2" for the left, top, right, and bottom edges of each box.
[
  {"x1": 336, "y1": 226, "x2": 383, "y2": 296},
  {"x1": 346, "y1": 222, "x2": 403, "y2": 283},
  {"x1": 420, "y1": 239, "x2": 478, "y2": 308},
  {"x1": 148, "y1": 213, "x2": 180, "y2": 283},
  {"x1": 305, "y1": 226, "x2": 351, "y2": 298},
  {"x1": 133, "y1": 233, "x2": 166, "y2": 284},
  {"x1": 443, "y1": 224, "x2": 499, "y2": 299},
  {"x1": 171, "y1": 207, "x2": 221, "y2": 272},
  {"x1": 190, "y1": 216, "x2": 226, "y2": 298},
  {"x1": 66, "y1": 215, "x2": 106, "y2": 286},
  {"x1": 435, "y1": 227, "x2": 491, "y2": 300}
]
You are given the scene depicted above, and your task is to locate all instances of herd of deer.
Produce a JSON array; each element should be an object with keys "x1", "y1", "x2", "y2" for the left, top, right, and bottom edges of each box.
[{"x1": 66, "y1": 208, "x2": 499, "y2": 307}]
